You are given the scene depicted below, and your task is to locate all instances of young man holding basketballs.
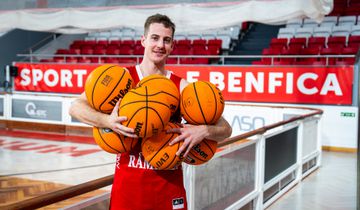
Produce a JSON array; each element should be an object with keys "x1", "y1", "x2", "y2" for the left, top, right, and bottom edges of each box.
[{"x1": 69, "y1": 13, "x2": 232, "y2": 210}]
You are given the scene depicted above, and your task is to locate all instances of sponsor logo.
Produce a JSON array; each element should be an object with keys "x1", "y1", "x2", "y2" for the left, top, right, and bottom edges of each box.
[
  {"x1": 134, "y1": 122, "x2": 143, "y2": 136},
  {"x1": 156, "y1": 152, "x2": 170, "y2": 168},
  {"x1": 172, "y1": 197, "x2": 184, "y2": 209},
  {"x1": 25, "y1": 102, "x2": 47, "y2": 118},
  {"x1": 231, "y1": 115, "x2": 265, "y2": 131},
  {"x1": 101, "y1": 75, "x2": 113, "y2": 86},
  {"x1": 108, "y1": 78, "x2": 132, "y2": 106},
  {"x1": 193, "y1": 144, "x2": 208, "y2": 159}
]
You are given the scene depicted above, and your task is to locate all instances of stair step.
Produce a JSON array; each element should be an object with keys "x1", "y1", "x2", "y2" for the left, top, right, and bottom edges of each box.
[{"x1": 228, "y1": 23, "x2": 282, "y2": 58}]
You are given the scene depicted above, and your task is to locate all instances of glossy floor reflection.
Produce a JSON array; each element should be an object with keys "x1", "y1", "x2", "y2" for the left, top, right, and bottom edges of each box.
[{"x1": 266, "y1": 151, "x2": 357, "y2": 210}]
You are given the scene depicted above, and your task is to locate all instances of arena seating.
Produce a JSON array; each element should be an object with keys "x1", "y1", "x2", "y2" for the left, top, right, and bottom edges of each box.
[
  {"x1": 251, "y1": 0, "x2": 360, "y2": 65},
  {"x1": 39, "y1": 25, "x2": 242, "y2": 64},
  {"x1": 253, "y1": 11, "x2": 360, "y2": 65}
]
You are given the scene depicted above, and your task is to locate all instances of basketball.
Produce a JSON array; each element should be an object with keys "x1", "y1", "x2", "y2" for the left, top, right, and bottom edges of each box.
[
  {"x1": 92, "y1": 127, "x2": 138, "y2": 154},
  {"x1": 184, "y1": 139, "x2": 218, "y2": 165},
  {"x1": 141, "y1": 123, "x2": 183, "y2": 170},
  {"x1": 118, "y1": 85, "x2": 171, "y2": 139},
  {"x1": 85, "y1": 64, "x2": 134, "y2": 113},
  {"x1": 137, "y1": 74, "x2": 180, "y2": 115},
  {"x1": 180, "y1": 81, "x2": 225, "y2": 125}
]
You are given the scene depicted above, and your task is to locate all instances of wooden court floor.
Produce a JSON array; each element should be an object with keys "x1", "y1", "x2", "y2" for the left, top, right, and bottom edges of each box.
[{"x1": 0, "y1": 176, "x2": 107, "y2": 209}]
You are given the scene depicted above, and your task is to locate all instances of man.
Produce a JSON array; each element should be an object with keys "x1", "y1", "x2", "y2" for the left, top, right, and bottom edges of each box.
[{"x1": 69, "y1": 13, "x2": 232, "y2": 210}]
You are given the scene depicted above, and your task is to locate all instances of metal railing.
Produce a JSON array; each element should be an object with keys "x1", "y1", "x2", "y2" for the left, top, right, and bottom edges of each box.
[{"x1": 1, "y1": 105, "x2": 323, "y2": 210}]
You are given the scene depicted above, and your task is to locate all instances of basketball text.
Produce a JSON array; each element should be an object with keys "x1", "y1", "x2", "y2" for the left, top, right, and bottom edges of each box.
[{"x1": 108, "y1": 78, "x2": 133, "y2": 106}]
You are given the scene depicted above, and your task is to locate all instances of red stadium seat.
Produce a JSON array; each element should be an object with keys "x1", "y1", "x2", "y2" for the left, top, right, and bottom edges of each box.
[
  {"x1": 270, "y1": 38, "x2": 288, "y2": 49},
  {"x1": 336, "y1": 59, "x2": 355, "y2": 65},
  {"x1": 133, "y1": 45, "x2": 144, "y2": 55},
  {"x1": 55, "y1": 49, "x2": 69, "y2": 55},
  {"x1": 108, "y1": 40, "x2": 121, "y2": 46},
  {"x1": 106, "y1": 47, "x2": 120, "y2": 55},
  {"x1": 118, "y1": 57, "x2": 137, "y2": 64},
  {"x1": 308, "y1": 37, "x2": 326, "y2": 49},
  {"x1": 207, "y1": 39, "x2": 222, "y2": 55},
  {"x1": 66, "y1": 57, "x2": 78, "y2": 63},
  {"x1": 81, "y1": 48, "x2": 94, "y2": 55},
  {"x1": 192, "y1": 39, "x2": 207, "y2": 49},
  {"x1": 327, "y1": 36, "x2": 347, "y2": 48},
  {"x1": 68, "y1": 48, "x2": 80, "y2": 55},
  {"x1": 93, "y1": 48, "x2": 106, "y2": 55},
  {"x1": 192, "y1": 47, "x2": 209, "y2": 55},
  {"x1": 77, "y1": 57, "x2": 92, "y2": 63},
  {"x1": 121, "y1": 40, "x2": 135, "y2": 48},
  {"x1": 273, "y1": 59, "x2": 293, "y2": 65},
  {"x1": 288, "y1": 37, "x2": 306, "y2": 49},
  {"x1": 192, "y1": 58, "x2": 209, "y2": 64},
  {"x1": 104, "y1": 57, "x2": 119, "y2": 63},
  {"x1": 166, "y1": 57, "x2": 178, "y2": 64},
  {"x1": 119, "y1": 46, "x2": 133, "y2": 55},
  {"x1": 342, "y1": 46, "x2": 359, "y2": 54},
  {"x1": 319, "y1": 47, "x2": 342, "y2": 65},
  {"x1": 252, "y1": 60, "x2": 272, "y2": 65}
]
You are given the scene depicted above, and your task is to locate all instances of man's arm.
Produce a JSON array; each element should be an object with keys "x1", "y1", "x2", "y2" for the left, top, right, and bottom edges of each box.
[{"x1": 69, "y1": 93, "x2": 137, "y2": 138}]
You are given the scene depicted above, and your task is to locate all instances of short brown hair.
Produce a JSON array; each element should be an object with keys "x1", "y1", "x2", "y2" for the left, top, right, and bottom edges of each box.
[{"x1": 144, "y1": 14, "x2": 176, "y2": 37}]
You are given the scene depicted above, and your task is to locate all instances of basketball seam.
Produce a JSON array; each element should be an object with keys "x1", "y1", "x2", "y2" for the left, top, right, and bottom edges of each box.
[
  {"x1": 99, "y1": 67, "x2": 127, "y2": 112},
  {"x1": 204, "y1": 82, "x2": 217, "y2": 124},
  {"x1": 147, "y1": 133, "x2": 174, "y2": 164},
  {"x1": 91, "y1": 65, "x2": 116, "y2": 109},
  {"x1": 147, "y1": 124, "x2": 177, "y2": 168},
  {"x1": 119, "y1": 135, "x2": 128, "y2": 152},
  {"x1": 120, "y1": 100, "x2": 170, "y2": 109},
  {"x1": 203, "y1": 140, "x2": 216, "y2": 154},
  {"x1": 181, "y1": 86, "x2": 197, "y2": 124},
  {"x1": 145, "y1": 86, "x2": 148, "y2": 138},
  {"x1": 195, "y1": 81, "x2": 208, "y2": 124}
]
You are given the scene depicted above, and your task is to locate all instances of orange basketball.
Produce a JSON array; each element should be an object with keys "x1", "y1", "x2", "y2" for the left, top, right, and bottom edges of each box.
[
  {"x1": 184, "y1": 139, "x2": 217, "y2": 165},
  {"x1": 137, "y1": 74, "x2": 180, "y2": 115},
  {"x1": 180, "y1": 81, "x2": 224, "y2": 125},
  {"x1": 141, "y1": 123, "x2": 183, "y2": 170},
  {"x1": 85, "y1": 64, "x2": 134, "y2": 113},
  {"x1": 118, "y1": 86, "x2": 171, "y2": 139},
  {"x1": 92, "y1": 127, "x2": 138, "y2": 154}
]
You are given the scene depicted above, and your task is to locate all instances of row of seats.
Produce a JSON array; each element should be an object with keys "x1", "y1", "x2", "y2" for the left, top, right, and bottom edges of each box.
[
  {"x1": 330, "y1": 0, "x2": 360, "y2": 16},
  {"x1": 286, "y1": 15, "x2": 360, "y2": 29},
  {"x1": 279, "y1": 22, "x2": 360, "y2": 39},
  {"x1": 42, "y1": 38, "x2": 224, "y2": 64},
  {"x1": 55, "y1": 38, "x2": 223, "y2": 56},
  {"x1": 85, "y1": 25, "x2": 241, "y2": 50},
  {"x1": 252, "y1": 35, "x2": 359, "y2": 65},
  {"x1": 41, "y1": 56, "x2": 212, "y2": 65},
  {"x1": 270, "y1": 35, "x2": 360, "y2": 49}
]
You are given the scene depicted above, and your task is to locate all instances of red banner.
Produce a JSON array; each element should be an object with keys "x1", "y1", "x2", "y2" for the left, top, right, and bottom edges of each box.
[{"x1": 14, "y1": 63, "x2": 353, "y2": 105}]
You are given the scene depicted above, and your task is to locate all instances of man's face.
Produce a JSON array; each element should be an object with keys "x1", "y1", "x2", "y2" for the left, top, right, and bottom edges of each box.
[{"x1": 141, "y1": 23, "x2": 174, "y2": 64}]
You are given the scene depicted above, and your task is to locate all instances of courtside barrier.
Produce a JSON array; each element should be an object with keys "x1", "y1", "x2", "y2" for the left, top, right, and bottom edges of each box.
[{"x1": 1, "y1": 104, "x2": 322, "y2": 210}]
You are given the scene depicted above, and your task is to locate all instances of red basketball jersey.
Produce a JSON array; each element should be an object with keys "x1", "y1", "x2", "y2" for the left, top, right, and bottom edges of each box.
[{"x1": 109, "y1": 65, "x2": 187, "y2": 210}]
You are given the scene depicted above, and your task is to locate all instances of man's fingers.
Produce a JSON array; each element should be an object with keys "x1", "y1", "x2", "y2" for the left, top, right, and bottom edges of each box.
[
  {"x1": 116, "y1": 116, "x2": 128, "y2": 123},
  {"x1": 166, "y1": 127, "x2": 181, "y2": 134}
]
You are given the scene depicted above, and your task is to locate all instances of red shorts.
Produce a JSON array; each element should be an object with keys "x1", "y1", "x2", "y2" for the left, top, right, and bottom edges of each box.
[{"x1": 109, "y1": 144, "x2": 187, "y2": 210}]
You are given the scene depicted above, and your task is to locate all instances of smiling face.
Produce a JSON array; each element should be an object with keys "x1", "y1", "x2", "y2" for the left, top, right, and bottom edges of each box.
[{"x1": 141, "y1": 23, "x2": 174, "y2": 65}]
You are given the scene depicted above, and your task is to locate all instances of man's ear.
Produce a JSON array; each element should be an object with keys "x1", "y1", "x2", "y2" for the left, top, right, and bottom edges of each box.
[{"x1": 141, "y1": 35, "x2": 146, "y2": 47}]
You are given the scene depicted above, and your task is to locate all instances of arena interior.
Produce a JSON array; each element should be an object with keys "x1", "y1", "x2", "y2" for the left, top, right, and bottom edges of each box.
[{"x1": 0, "y1": 0, "x2": 359, "y2": 210}]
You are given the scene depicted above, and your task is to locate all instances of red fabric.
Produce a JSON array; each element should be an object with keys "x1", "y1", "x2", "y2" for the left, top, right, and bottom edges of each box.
[{"x1": 110, "y1": 66, "x2": 187, "y2": 210}]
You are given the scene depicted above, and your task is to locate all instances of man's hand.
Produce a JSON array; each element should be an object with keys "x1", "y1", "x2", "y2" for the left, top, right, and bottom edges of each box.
[
  {"x1": 108, "y1": 100, "x2": 138, "y2": 138},
  {"x1": 168, "y1": 124, "x2": 209, "y2": 157}
]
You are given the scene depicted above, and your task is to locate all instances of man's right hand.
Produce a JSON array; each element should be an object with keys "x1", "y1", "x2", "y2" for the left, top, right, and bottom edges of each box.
[{"x1": 107, "y1": 100, "x2": 138, "y2": 138}]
